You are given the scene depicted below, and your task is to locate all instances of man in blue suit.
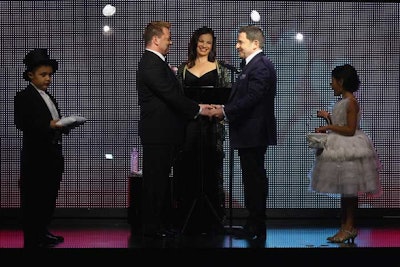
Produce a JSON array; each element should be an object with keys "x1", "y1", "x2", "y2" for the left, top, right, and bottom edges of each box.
[
  {"x1": 136, "y1": 21, "x2": 213, "y2": 239},
  {"x1": 211, "y1": 25, "x2": 277, "y2": 241}
]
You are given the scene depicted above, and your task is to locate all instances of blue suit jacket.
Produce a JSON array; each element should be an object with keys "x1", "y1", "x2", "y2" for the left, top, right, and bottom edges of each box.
[{"x1": 224, "y1": 52, "x2": 277, "y2": 148}]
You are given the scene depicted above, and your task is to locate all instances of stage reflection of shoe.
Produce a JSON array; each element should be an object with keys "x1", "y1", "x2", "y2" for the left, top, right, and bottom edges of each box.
[{"x1": 328, "y1": 229, "x2": 358, "y2": 244}]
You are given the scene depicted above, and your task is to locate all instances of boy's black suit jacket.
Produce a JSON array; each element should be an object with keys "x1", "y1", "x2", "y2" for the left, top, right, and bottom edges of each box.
[{"x1": 14, "y1": 84, "x2": 66, "y2": 176}]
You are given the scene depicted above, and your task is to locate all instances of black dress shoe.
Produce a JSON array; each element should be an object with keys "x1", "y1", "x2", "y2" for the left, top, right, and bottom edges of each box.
[
  {"x1": 251, "y1": 232, "x2": 266, "y2": 241},
  {"x1": 45, "y1": 231, "x2": 64, "y2": 244},
  {"x1": 144, "y1": 229, "x2": 178, "y2": 239},
  {"x1": 232, "y1": 226, "x2": 266, "y2": 240},
  {"x1": 232, "y1": 228, "x2": 255, "y2": 239},
  {"x1": 36, "y1": 236, "x2": 60, "y2": 248}
]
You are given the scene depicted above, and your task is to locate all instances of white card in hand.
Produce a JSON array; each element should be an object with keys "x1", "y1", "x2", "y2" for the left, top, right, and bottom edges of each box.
[{"x1": 56, "y1": 115, "x2": 87, "y2": 126}]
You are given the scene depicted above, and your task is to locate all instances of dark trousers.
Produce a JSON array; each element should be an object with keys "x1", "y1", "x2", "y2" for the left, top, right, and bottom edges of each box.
[
  {"x1": 20, "y1": 171, "x2": 61, "y2": 247},
  {"x1": 141, "y1": 144, "x2": 179, "y2": 235},
  {"x1": 238, "y1": 146, "x2": 268, "y2": 232}
]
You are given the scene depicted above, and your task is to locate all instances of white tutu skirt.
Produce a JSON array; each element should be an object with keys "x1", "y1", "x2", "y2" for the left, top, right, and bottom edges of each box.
[{"x1": 308, "y1": 130, "x2": 382, "y2": 197}]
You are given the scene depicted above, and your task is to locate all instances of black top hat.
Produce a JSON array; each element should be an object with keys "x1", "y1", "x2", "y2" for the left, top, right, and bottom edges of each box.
[{"x1": 23, "y1": 48, "x2": 58, "y2": 81}]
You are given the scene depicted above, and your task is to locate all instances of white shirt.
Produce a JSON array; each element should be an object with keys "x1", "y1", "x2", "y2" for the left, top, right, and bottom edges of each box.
[
  {"x1": 33, "y1": 84, "x2": 59, "y2": 120},
  {"x1": 244, "y1": 49, "x2": 263, "y2": 65},
  {"x1": 146, "y1": 48, "x2": 166, "y2": 62}
]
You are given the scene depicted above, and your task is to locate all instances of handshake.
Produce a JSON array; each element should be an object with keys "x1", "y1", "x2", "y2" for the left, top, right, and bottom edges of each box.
[{"x1": 199, "y1": 104, "x2": 225, "y2": 120}]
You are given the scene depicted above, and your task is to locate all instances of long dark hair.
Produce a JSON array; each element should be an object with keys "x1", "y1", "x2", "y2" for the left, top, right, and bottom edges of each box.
[{"x1": 186, "y1": 26, "x2": 216, "y2": 68}]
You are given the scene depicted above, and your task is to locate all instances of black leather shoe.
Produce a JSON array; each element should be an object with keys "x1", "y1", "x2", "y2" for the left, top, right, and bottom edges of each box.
[
  {"x1": 143, "y1": 232, "x2": 165, "y2": 239},
  {"x1": 45, "y1": 231, "x2": 64, "y2": 244},
  {"x1": 144, "y1": 228, "x2": 178, "y2": 239},
  {"x1": 232, "y1": 226, "x2": 266, "y2": 240},
  {"x1": 252, "y1": 233, "x2": 266, "y2": 241},
  {"x1": 232, "y1": 228, "x2": 255, "y2": 239},
  {"x1": 37, "y1": 236, "x2": 59, "y2": 248}
]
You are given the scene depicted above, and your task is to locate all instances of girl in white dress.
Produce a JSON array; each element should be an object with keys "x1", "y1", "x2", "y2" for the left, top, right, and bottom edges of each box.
[{"x1": 308, "y1": 64, "x2": 381, "y2": 243}]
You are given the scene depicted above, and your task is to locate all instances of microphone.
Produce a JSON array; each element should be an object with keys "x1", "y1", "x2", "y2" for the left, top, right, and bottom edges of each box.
[{"x1": 220, "y1": 61, "x2": 240, "y2": 74}]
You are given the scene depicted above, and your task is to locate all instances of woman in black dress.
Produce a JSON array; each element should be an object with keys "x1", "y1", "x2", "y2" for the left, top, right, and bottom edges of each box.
[{"x1": 175, "y1": 26, "x2": 231, "y2": 234}]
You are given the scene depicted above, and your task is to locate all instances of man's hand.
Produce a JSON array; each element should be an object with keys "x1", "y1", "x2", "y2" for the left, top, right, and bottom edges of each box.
[
  {"x1": 199, "y1": 104, "x2": 214, "y2": 118},
  {"x1": 209, "y1": 104, "x2": 225, "y2": 120}
]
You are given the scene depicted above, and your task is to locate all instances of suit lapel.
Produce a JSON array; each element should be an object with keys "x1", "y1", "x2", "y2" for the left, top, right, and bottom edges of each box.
[
  {"x1": 228, "y1": 53, "x2": 265, "y2": 101},
  {"x1": 246, "y1": 53, "x2": 264, "y2": 69},
  {"x1": 28, "y1": 85, "x2": 58, "y2": 119}
]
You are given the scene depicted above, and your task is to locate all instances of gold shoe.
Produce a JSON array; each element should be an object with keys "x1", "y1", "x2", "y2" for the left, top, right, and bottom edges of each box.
[
  {"x1": 327, "y1": 228, "x2": 342, "y2": 241},
  {"x1": 328, "y1": 229, "x2": 358, "y2": 244}
]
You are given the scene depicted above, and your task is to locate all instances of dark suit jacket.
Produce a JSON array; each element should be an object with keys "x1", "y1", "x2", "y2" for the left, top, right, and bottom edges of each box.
[
  {"x1": 14, "y1": 84, "x2": 66, "y2": 176},
  {"x1": 136, "y1": 50, "x2": 200, "y2": 145},
  {"x1": 224, "y1": 52, "x2": 277, "y2": 148}
]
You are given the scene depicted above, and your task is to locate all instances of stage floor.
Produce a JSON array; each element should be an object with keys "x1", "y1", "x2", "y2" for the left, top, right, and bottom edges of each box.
[{"x1": 1, "y1": 217, "x2": 399, "y2": 263}]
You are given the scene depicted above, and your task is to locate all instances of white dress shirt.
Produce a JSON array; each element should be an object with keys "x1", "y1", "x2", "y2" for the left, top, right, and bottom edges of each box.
[{"x1": 33, "y1": 84, "x2": 59, "y2": 120}]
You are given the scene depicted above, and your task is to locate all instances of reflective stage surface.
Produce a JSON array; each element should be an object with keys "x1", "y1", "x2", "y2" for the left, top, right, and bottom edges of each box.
[{"x1": 1, "y1": 218, "x2": 399, "y2": 263}]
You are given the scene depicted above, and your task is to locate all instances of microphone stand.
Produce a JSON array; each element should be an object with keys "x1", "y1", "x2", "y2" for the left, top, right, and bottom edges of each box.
[{"x1": 180, "y1": 86, "x2": 227, "y2": 235}]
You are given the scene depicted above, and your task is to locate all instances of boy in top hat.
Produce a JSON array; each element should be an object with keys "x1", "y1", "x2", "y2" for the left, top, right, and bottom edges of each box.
[{"x1": 14, "y1": 48, "x2": 73, "y2": 248}]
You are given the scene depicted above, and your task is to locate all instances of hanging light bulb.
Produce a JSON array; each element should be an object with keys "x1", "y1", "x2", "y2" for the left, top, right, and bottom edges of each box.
[{"x1": 103, "y1": 4, "x2": 116, "y2": 17}]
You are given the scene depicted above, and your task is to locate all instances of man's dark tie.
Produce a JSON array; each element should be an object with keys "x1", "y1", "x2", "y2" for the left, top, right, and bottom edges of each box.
[{"x1": 240, "y1": 59, "x2": 246, "y2": 70}]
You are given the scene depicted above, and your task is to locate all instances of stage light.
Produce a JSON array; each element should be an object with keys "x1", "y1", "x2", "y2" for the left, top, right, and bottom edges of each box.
[
  {"x1": 296, "y1": 32, "x2": 304, "y2": 42},
  {"x1": 251, "y1": 10, "x2": 260, "y2": 22},
  {"x1": 105, "y1": 154, "x2": 114, "y2": 159},
  {"x1": 103, "y1": 25, "x2": 111, "y2": 33},
  {"x1": 103, "y1": 4, "x2": 116, "y2": 17}
]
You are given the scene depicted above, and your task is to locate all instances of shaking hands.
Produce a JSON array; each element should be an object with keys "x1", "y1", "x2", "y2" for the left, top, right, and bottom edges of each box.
[{"x1": 198, "y1": 104, "x2": 225, "y2": 120}]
